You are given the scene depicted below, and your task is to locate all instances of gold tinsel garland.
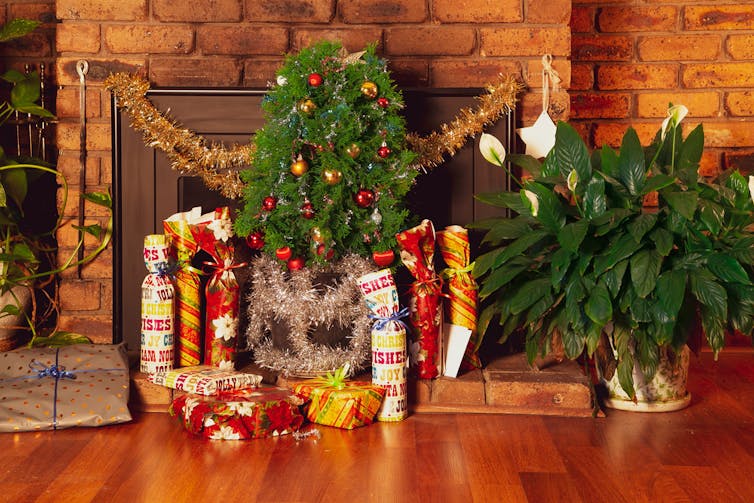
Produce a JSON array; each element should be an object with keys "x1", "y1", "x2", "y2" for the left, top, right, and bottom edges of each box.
[{"x1": 104, "y1": 72, "x2": 521, "y2": 199}]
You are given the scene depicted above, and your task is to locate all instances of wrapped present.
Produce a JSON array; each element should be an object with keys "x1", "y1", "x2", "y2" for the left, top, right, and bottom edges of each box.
[
  {"x1": 148, "y1": 365, "x2": 263, "y2": 396},
  {"x1": 0, "y1": 344, "x2": 132, "y2": 432},
  {"x1": 164, "y1": 207, "x2": 210, "y2": 367},
  {"x1": 169, "y1": 386, "x2": 305, "y2": 440},
  {"x1": 396, "y1": 219, "x2": 443, "y2": 379},
  {"x1": 437, "y1": 225, "x2": 482, "y2": 371},
  {"x1": 293, "y1": 367, "x2": 385, "y2": 429},
  {"x1": 191, "y1": 207, "x2": 244, "y2": 370},
  {"x1": 141, "y1": 234, "x2": 175, "y2": 374},
  {"x1": 358, "y1": 269, "x2": 408, "y2": 422}
]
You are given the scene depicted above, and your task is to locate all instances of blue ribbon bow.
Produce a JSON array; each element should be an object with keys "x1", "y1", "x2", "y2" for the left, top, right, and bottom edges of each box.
[
  {"x1": 29, "y1": 360, "x2": 77, "y2": 381},
  {"x1": 368, "y1": 307, "x2": 410, "y2": 331}
]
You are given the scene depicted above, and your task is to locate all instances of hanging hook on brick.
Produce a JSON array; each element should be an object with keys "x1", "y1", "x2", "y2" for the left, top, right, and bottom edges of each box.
[{"x1": 76, "y1": 60, "x2": 89, "y2": 278}]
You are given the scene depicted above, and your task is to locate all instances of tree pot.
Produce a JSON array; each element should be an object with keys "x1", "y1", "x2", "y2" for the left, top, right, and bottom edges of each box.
[{"x1": 602, "y1": 344, "x2": 691, "y2": 412}]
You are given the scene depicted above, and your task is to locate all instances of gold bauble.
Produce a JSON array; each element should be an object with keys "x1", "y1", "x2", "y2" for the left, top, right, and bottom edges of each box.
[
  {"x1": 311, "y1": 227, "x2": 324, "y2": 244},
  {"x1": 298, "y1": 99, "x2": 317, "y2": 114},
  {"x1": 360, "y1": 81, "x2": 378, "y2": 99},
  {"x1": 290, "y1": 158, "x2": 309, "y2": 177},
  {"x1": 322, "y1": 168, "x2": 342, "y2": 185},
  {"x1": 346, "y1": 144, "x2": 361, "y2": 159}
]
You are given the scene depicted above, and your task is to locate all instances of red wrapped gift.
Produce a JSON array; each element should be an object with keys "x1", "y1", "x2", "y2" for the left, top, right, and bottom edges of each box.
[
  {"x1": 293, "y1": 367, "x2": 385, "y2": 429},
  {"x1": 191, "y1": 207, "x2": 244, "y2": 370},
  {"x1": 396, "y1": 219, "x2": 443, "y2": 379},
  {"x1": 169, "y1": 386, "x2": 305, "y2": 440}
]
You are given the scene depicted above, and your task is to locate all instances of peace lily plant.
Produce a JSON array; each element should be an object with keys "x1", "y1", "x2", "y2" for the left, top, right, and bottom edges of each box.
[{"x1": 473, "y1": 105, "x2": 754, "y2": 400}]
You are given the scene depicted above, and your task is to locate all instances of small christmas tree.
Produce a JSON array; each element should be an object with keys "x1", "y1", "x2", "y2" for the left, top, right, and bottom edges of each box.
[{"x1": 235, "y1": 41, "x2": 417, "y2": 269}]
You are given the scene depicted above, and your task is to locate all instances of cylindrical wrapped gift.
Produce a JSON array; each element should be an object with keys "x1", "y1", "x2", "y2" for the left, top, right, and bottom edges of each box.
[
  {"x1": 192, "y1": 207, "x2": 242, "y2": 370},
  {"x1": 437, "y1": 225, "x2": 482, "y2": 370},
  {"x1": 396, "y1": 219, "x2": 443, "y2": 379},
  {"x1": 164, "y1": 207, "x2": 207, "y2": 367},
  {"x1": 358, "y1": 269, "x2": 408, "y2": 422},
  {"x1": 141, "y1": 234, "x2": 175, "y2": 374}
]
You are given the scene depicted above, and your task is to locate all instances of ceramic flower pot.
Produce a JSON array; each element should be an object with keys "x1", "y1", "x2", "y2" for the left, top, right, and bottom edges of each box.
[{"x1": 602, "y1": 344, "x2": 691, "y2": 412}]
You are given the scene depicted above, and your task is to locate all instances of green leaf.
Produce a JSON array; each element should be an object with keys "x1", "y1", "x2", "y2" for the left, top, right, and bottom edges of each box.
[
  {"x1": 617, "y1": 127, "x2": 646, "y2": 196},
  {"x1": 1, "y1": 168, "x2": 28, "y2": 208},
  {"x1": 0, "y1": 19, "x2": 40, "y2": 43},
  {"x1": 475, "y1": 191, "x2": 527, "y2": 211},
  {"x1": 677, "y1": 124, "x2": 704, "y2": 172},
  {"x1": 557, "y1": 219, "x2": 589, "y2": 253},
  {"x1": 698, "y1": 199, "x2": 724, "y2": 235},
  {"x1": 585, "y1": 282, "x2": 612, "y2": 326},
  {"x1": 11, "y1": 241, "x2": 36, "y2": 262},
  {"x1": 640, "y1": 174, "x2": 676, "y2": 195},
  {"x1": 10, "y1": 73, "x2": 41, "y2": 107},
  {"x1": 509, "y1": 278, "x2": 551, "y2": 315},
  {"x1": 603, "y1": 259, "x2": 628, "y2": 297},
  {"x1": 0, "y1": 183, "x2": 6, "y2": 207},
  {"x1": 1, "y1": 304, "x2": 21, "y2": 316},
  {"x1": 551, "y1": 247, "x2": 573, "y2": 289},
  {"x1": 72, "y1": 223, "x2": 103, "y2": 240},
  {"x1": 13, "y1": 103, "x2": 54, "y2": 118},
  {"x1": 627, "y1": 213, "x2": 657, "y2": 243},
  {"x1": 654, "y1": 269, "x2": 687, "y2": 324},
  {"x1": 507, "y1": 153, "x2": 542, "y2": 178},
  {"x1": 593, "y1": 208, "x2": 633, "y2": 237},
  {"x1": 600, "y1": 145, "x2": 619, "y2": 178},
  {"x1": 662, "y1": 190, "x2": 698, "y2": 220},
  {"x1": 481, "y1": 218, "x2": 531, "y2": 244},
  {"x1": 562, "y1": 329, "x2": 586, "y2": 360},
  {"x1": 649, "y1": 227, "x2": 673, "y2": 257},
  {"x1": 616, "y1": 353, "x2": 635, "y2": 399},
  {"x1": 630, "y1": 249, "x2": 662, "y2": 298},
  {"x1": 551, "y1": 122, "x2": 592, "y2": 185},
  {"x1": 473, "y1": 248, "x2": 505, "y2": 277},
  {"x1": 594, "y1": 232, "x2": 643, "y2": 275},
  {"x1": 492, "y1": 230, "x2": 550, "y2": 270},
  {"x1": 707, "y1": 254, "x2": 751, "y2": 284},
  {"x1": 583, "y1": 177, "x2": 607, "y2": 219},
  {"x1": 82, "y1": 191, "x2": 113, "y2": 208},
  {"x1": 526, "y1": 292, "x2": 557, "y2": 325},
  {"x1": 690, "y1": 270, "x2": 728, "y2": 320},
  {"x1": 477, "y1": 259, "x2": 530, "y2": 299},
  {"x1": 523, "y1": 181, "x2": 566, "y2": 233},
  {"x1": 701, "y1": 310, "x2": 725, "y2": 355}
]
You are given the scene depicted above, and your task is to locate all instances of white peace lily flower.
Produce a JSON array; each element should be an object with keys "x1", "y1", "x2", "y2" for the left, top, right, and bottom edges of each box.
[
  {"x1": 661, "y1": 104, "x2": 688, "y2": 140},
  {"x1": 479, "y1": 133, "x2": 506, "y2": 167},
  {"x1": 522, "y1": 189, "x2": 539, "y2": 217},
  {"x1": 212, "y1": 313, "x2": 238, "y2": 341},
  {"x1": 207, "y1": 217, "x2": 233, "y2": 242},
  {"x1": 748, "y1": 176, "x2": 754, "y2": 205},
  {"x1": 567, "y1": 169, "x2": 579, "y2": 192},
  {"x1": 210, "y1": 425, "x2": 241, "y2": 440}
]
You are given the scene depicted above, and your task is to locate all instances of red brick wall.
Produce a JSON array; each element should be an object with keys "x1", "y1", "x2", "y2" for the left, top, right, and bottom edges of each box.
[
  {"x1": 46, "y1": 0, "x2": 571, "y2": 342},
  {"x1": 572, "y1": 0, "x2": 754, "y2": 178}
]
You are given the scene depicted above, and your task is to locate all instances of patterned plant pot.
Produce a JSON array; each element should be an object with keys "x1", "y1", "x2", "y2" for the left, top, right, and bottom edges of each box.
[{"x1": 602, "y1": 344, "x2": 691, "y2": 412}]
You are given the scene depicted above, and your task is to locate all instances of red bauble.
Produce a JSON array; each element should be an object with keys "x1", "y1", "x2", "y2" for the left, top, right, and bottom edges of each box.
[
  {"x1": 372, "y1": 249, "x2": 395, "y2": 267},
  {"x1": 301, "y1": 201, "x2": 315, "y2": 219},
  {"x1": 287, "y1": 257, "x2": 305, "y2": 271},
  {"x1": 377, "y1": 145, "x2": 391, "y2": 158},
  {"x1": 377, "y1": 97, "x2": 389, "y2": 108},
  {"x1": 354, "y1": 188, "x2": 375, "y2": 208},
  {"x1": 276, "y1": 246, "x2": 292, "y2": 261},
  {"x1": 246, "y1": 231, "x2": 265, "y2": 250},
  {"x1": 262, "y1": 196, "x2": 277, "y2": 211},
  {"x1": 307, "y1": 73, "x2": 323, "y2": 87},
  {"x1": 316, "y1": 244, "x2": 335, "y2": 260}
]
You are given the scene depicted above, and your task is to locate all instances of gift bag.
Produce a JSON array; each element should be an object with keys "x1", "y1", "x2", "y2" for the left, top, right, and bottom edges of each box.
[
  {"x1": 396, "y1": 219, "x2": 443, "y2": 379},
  {"x1": 191, "y1": 207, "x2": 243, "y2": 369}
]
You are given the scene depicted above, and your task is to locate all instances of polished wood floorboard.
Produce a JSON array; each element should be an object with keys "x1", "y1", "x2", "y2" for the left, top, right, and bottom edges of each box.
[{"x1": 2, "y1": 351, "x2": 754, "y2": 502}]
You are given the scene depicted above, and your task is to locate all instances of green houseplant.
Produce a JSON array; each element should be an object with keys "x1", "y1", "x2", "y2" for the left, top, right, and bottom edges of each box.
[
  {"x1": 473, "y1": 105, "x2": 754, "y2": 407},
  {"x1": 1, "y1": 18, "x2": 112, "y2": 347}
]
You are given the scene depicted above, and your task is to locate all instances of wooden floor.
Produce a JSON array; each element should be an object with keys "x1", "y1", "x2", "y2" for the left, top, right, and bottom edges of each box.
[{"x1": 2, "y1": 351, "x2": 754, "y2": 502}]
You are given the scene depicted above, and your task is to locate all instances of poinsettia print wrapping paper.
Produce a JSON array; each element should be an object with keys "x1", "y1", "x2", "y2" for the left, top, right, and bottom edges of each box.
[
  {"x1": 396, "y1": 219, "x2": 443, "y2": 379},
  {"x1": 191, "y1": 207, "x2": 243, "y2": 370},
  {"x1": 0, "y1": 344, "x2": 131, "y2": 431},
  {"x1": 169, "y1": 386, "x2": 305, "y2": 440}
]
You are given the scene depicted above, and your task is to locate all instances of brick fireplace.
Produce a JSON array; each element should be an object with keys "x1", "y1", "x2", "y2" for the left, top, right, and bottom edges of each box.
[
  {"x1": 50, "y1": 0, "x2": 572, "y2": 343},
  {"x1": 3, "y1": 0, "x2": 750, "y2": 347}
]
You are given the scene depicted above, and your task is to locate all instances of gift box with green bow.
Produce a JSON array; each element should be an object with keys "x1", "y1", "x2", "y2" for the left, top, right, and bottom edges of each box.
[{"x1": 292, "y1": 366, "x2": 385, "y2": 430}]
